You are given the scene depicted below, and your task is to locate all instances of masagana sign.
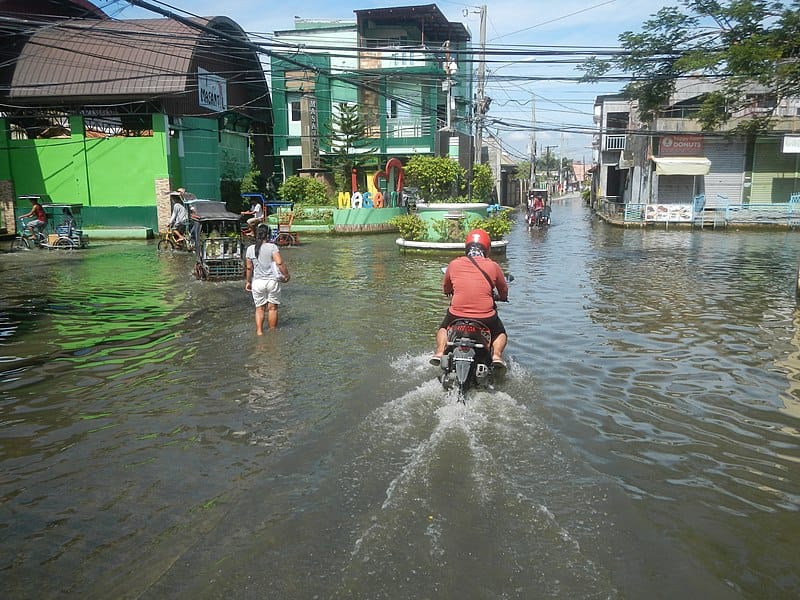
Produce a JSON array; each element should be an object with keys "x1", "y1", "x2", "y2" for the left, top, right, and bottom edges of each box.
[{"x1": 198, "y1": 67, "x2": 227, "y2": 112}]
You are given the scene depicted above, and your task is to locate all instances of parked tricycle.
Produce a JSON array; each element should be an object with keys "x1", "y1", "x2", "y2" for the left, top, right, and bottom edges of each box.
[
  {"x1": 240, "y1": 193, "x2": 298, "y2": 246},
  {"x1": 187, "y1": 200, "x2": 245, "y2": 280}
]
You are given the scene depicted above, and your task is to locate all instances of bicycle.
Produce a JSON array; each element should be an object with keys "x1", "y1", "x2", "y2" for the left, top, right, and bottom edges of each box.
[
  {"x1": 12, "y1": 217, "x2": 46, "y2": 250},
  {"x1": 158, "y1": 228, "x2": 194, "y2": 253}
]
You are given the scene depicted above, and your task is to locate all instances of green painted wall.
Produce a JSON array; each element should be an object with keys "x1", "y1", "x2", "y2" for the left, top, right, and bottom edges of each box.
[
  {"x1": 84, "y1": 121, "x2": 168, "y2": 207},
  {"x1": 4, "y1": 114, "x2": 168, "y2": 227},
  {"x1": 271, "y1": 54, "x2": 332, "y2": 160},
  {"x1": 333, "y1": 207, "x2": 405, "y2": 231},
  {"x1": 220, "y1": 130, "x2": 250, "y2": 179},
  {"x1": 180, "y1": 116, "x2": 221, "y2": 199},
  {"x1": 1, "y1": 113, "x2": 244, "y2": 229},
  {"x1": 752, "y1": 138, "x2": 800, "y2": 202}
]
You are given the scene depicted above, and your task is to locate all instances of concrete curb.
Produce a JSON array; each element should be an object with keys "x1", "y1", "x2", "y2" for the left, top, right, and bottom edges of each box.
[{"x1": 85, "y1": 228, "x2": 154, "y2": 240}]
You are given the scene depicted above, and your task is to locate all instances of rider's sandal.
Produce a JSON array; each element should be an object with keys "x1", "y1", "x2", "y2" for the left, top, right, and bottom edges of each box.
[
  {"x1": 491, "y1": 358, "x2": 507, "y2": 370},
  {"x1": 429, "y1": 355, "x2": 442, "y2": 366}
]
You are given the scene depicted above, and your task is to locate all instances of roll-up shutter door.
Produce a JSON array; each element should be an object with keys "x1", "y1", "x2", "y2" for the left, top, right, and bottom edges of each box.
[
  {"x1": 657, "y1": 175, "x2": 697, "y2": 204},
  {"x1": 703, "y1": 140, "x2": 745, "y2": 203}
]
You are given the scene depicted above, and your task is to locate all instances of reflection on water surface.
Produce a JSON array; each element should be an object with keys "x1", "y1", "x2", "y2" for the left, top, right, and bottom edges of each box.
[{"x1": 2, "y1": 207, "x2": 800, "y2": 598}]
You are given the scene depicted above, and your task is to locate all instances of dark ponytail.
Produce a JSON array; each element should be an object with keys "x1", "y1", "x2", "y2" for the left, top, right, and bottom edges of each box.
[{"x1": 254, "y1": 223, "x2": 271, "y2": 258}]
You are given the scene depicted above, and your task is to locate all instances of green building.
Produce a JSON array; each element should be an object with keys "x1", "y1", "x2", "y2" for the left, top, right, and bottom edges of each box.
[
  {"x1": 271, "y1": 4, "x2": 473, "y2": 189},
  {"x1": 0, "y1": 3, "x2": 274, "y2": 234}
]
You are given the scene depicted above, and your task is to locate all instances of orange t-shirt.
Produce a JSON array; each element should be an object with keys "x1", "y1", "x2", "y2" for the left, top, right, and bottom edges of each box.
[{"x1": 443, "y1": 256, "x2": 508, "y2": 319}]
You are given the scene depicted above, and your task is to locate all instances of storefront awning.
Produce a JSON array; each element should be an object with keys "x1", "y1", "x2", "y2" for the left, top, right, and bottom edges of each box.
[{"x1": 652, "y1": 156, "x2": 711, "y2": 175}]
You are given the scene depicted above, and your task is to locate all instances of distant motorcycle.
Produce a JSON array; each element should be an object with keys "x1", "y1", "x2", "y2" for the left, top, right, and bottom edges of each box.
[{"x1": 526, "y1": 205, "x2": 551, "y2": 228}]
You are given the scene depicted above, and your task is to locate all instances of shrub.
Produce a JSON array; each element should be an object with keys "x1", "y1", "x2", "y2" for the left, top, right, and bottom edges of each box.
[
  {"x1": 466, "y1": 210, "x2": 513, "y2": 240},
  {"x1": 278, "y1": 176, "x2": 330, "y2": 206},
  {"x1": 388, "y1": 213, "x2": 426, "y2": 241},
  {"x1": 240, "y1": 169, "x2": 264, "y2": 194},
  {"x1": 432, "y1": 217, "x2": 468, "y2": 242},
  {"x1": 470, "y1": 163, "x2": 494, "y2": 201},
  {"x1": 294, "y1": 206, "x2": 333, "y2": 224},
  {"x1": 220, "y1": 179, "x2": 243, "y2": 210},
  {"x1": 404, "y1": 155, "x2": 464, "y2": 202}
]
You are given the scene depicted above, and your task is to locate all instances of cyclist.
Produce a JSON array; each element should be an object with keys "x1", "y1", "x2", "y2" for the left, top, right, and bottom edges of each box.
[
  {"x1": 167, "y1": 193, "x2": 189, "y2": 245},
  {"x1": 240, "y1": 196, "x2": 264, "y2": 236},
  {"x1": 19, "y1": 196, "x2": 47, "y2": 241}
]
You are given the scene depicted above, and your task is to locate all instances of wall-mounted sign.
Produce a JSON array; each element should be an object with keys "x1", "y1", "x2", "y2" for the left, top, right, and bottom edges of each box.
[
  {"x1": 300, "y1": 94, "x2": 320, "y2": 169},
  {"x1": 645, "y1": 203, "x2": 693, "y2": 222},
  {"x1": 285, "y1": 70, "x2": 316, "y2": 92},
  {"x1": 198, "y1": 67, "x2": 227, "y2": 112},
  {"x1": 659, "y1": 135, "x2": 703, "y2": 156},
  {"x1": 783, "y1": 135, "x2": 800, "y2": 154}
]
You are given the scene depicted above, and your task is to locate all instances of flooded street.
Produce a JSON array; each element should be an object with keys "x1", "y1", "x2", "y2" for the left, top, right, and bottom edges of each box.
[{"x1": 2, "y1": 196, "x2": 800, "y2": 598}]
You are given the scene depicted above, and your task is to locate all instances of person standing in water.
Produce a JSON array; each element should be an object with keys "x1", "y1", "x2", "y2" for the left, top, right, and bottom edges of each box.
[{"x1": 245, "y1": 224, "x2": 290, "y2": 334}]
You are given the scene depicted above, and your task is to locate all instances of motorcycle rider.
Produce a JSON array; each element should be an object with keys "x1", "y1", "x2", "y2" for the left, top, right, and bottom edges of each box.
[
  {"x1": 430, "y1": 228, "x2": 509, "y2": 369},
  {"x1": 531, "y1": 195, "x2": 545, "y2": 225}
]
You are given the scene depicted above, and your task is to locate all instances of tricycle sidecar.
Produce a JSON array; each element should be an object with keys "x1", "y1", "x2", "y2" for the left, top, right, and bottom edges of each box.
[{"x1": 187, "y1": 200, "x2": 244, "y2": 281}]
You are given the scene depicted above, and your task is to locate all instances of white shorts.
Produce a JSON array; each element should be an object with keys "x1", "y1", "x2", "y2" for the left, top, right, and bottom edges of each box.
[{"x1": 251, "y1": 278, "x2": 281, "y2": 307}]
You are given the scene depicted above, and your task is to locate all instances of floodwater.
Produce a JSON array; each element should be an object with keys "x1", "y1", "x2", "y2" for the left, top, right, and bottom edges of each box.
[{"x1": 2, "y1": 196, "x2": 800, "y2": 599}]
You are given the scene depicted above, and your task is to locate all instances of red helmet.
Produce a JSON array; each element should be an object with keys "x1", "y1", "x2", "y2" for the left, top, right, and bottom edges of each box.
[{"x1": 465, "y1": 228, "x2": 491, "y2": 255}]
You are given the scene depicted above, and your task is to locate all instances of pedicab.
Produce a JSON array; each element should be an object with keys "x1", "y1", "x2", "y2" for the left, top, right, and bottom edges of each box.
[
  {"x1": 42, "y1": 202, "x2": 90, "y2": 249},
  {"x1": 187, "y1": 200, "x2": 244, "y2": 280},
  {"x1": 240, "y1": 193, "x2": 298, "y2": 246},
  {"x1": 14, "y1": 196, "x2": 89, "y2": 250}
]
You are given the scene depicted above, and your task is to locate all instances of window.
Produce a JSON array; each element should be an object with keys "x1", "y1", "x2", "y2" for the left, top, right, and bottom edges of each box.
[{"x1": 288, "y1": 98, "x2": 301, "y2": 138}]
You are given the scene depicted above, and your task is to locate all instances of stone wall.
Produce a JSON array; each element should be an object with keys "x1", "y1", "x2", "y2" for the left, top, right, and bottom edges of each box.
[
  {"x1": 155, "y1": 178, "x2": 172, "y2": 233},
  {"x1": 0, "y1": 179, "x2": 16, "y2": 233}
]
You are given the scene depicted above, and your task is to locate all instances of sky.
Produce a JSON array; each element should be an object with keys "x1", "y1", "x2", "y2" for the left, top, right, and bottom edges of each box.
[{"x1": 100, "y1": 0, "x2": 675, "y2": 165}]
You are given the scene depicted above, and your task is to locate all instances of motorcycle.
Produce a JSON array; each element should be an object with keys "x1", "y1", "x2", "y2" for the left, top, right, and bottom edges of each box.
[
  {"x1": 437, "y1": 318, "x2": 500, "y2": 402},
  {"x1": 436, "y1": 268, "x2": 514, "y2": 402},
  {"x1": 526, "y1": 205, "x2": 551, "y2": 228}
]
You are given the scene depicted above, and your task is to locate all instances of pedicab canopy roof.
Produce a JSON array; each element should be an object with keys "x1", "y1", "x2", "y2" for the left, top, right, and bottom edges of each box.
[{"x1": 188, "y1": 200, "x2": 240, "y2": 222}]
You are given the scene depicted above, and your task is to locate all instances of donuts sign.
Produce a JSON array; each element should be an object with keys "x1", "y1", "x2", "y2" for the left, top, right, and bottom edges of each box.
[{"x1": 659, "y1": 135, "x2": 703, "y2": 156}]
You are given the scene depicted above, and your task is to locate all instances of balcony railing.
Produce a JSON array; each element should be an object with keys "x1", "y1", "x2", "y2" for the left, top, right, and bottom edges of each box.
[
  {"x1": 604, "y1": 135, "x2": 626, "y2": 151},
  {"x1": 386, "y1": 116, "x2": 432, "y2": 138},
  {"x1": 361, "y1": 48, "x2": 430, "y2": 70}
]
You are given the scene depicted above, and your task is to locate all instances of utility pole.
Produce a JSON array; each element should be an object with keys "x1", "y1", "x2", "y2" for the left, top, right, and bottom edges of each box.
[
  {"x1": 473, "y1": 5, "x2": 487, "y2": 166},
  {"x1": 559, "y1": 132, "x2": 564, "y2": 194},
  {"x1": 545, "y1": 144, "x2": 557, "y2": 195},
  {"x1": 442, "y1": 41, "x2": 456, "y2": 131},
  {"x1": 529, "y1": 95, "x2": 536, "y2": 187}
]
